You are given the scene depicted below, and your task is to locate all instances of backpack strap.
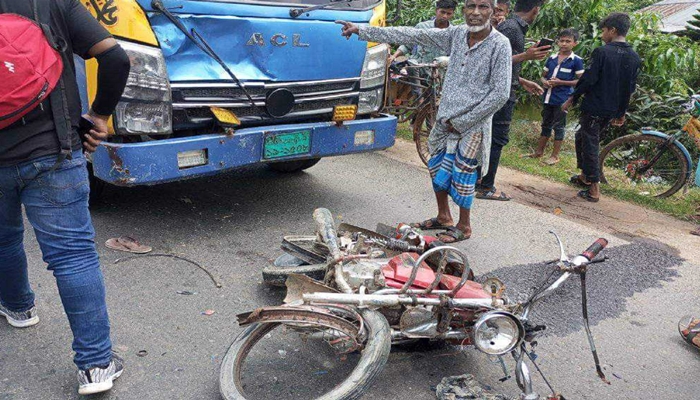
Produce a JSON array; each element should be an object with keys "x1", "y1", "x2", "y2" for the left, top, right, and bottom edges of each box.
[{"x1": 32, "y1": 0, "x2": 74, "y2": 164}]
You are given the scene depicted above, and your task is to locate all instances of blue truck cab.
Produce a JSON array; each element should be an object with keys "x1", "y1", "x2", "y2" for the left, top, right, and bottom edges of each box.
[{"x1": 79, "y1": 0, "x2": 396, "y2": 186}]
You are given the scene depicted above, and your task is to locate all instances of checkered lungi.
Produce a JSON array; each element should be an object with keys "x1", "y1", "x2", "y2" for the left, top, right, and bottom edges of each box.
[{"x1": 428, "y1": 132, "x2": 483, "y2": 210}]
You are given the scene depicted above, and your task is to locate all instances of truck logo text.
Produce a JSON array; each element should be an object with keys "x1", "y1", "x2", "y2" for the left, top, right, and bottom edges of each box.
[
  {"x1": 246, "y1": 33, "x2": 309, "y2": 48},
  {"x1": 88, "y1": 0, "x2": 118, "y2": 26}
]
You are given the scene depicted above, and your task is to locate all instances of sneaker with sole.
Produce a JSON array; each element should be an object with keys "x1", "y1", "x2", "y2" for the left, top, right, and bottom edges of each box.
[
  {"x1": 0, "y1": 303, "x2": 39, "y2": 328},
  {"x1": 77, "y1": 354, "x2": 124, "y2": 395}
]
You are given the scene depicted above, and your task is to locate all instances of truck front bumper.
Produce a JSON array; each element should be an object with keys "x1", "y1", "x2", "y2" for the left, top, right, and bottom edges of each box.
[{"x1": 92, "y1": 114, "x2": 397, "y2": 186}]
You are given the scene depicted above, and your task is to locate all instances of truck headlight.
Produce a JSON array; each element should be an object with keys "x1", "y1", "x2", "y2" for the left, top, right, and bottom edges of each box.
[
  {"x1": 360, "y1": 43, "x2": 388, "y2": 89},
  {"x1": 114, "y1": 40, "x2": 172, "y2": 135},
  {"x1": 358, "y1": 87, "x2": 383, "y2": 114},
  {"x1": 358, "y1": 44, "x2": 388, "y2": 115},
  {"x1": 473, "y1": 311, "x2": 524, "y2": 355}
]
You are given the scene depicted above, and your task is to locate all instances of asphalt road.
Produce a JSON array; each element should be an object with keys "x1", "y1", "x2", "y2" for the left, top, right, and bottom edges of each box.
[{"x1": 1, "y1": 151, "x2": 698, "y2": 400}]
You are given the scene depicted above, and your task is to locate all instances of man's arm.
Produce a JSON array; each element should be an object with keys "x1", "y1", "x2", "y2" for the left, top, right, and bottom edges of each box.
[
  {"x1": 512, "y1": 45, "x2": 551, "y2": 63},
  {"x1": 449, "y1": 40, "x2": 512, "y2": 133},
  {"x1": 337, "y1": 21, "x2": 453, "y2": 55},
  {"x1": 520, "y1": 77, "x2": 544, "y2": 96},
  {"x1": 67, "y1": 0, "x2": 130, "y2": 151}
]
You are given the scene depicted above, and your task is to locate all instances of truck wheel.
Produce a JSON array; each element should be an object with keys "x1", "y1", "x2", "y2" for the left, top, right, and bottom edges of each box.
[
  {"x1": 87, "y1": 162, "x2": 106, "y2": 205},
  {"x1": 267, "y1": 158, "x2": 321, "y2": 173}
]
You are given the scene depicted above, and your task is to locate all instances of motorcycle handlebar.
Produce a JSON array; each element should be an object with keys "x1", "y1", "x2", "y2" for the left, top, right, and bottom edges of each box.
[{"x1": 581, "y1": 238, "x2": 608, "y2": 261}]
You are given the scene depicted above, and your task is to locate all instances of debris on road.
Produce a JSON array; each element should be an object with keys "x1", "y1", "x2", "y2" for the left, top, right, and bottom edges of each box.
[
  {"x1": 435, "y1": 374, "x2": 512, "y2": 400},
  {"x1": 202, "y1": 309, "x2": 216, "y2": 316},
  {"x1": 105, "y1": 236, "x2": 153, "y2": 254},
  {"x1": 176, "y1": 290, "x2": 197, "y2": 295},
  {"x1": 137, "y1": 350, "x2": 148, "y2": 357},
  {"x1": 114, "y1": 253, "x2": 222, "y2": 288}
]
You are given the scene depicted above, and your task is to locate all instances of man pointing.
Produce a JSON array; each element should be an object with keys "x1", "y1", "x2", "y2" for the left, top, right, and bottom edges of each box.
[{"x1": 337, "y1": 0, "x2": 512, "y2": 242}]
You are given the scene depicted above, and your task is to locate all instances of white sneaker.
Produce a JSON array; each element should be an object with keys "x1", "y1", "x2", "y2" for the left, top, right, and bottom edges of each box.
[
  {"x1": 0, "y1": 303, "x2": 39, "y2": 328},
  {"x1": 77, "y1": 354, "x2": 124, "y2": 395}
]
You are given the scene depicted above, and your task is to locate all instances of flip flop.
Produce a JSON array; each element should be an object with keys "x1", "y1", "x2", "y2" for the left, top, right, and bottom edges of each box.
[
  {"x1": 678, "y1": 315, "x2": 700, "y2": 350},
  {"x1": 410, "y1": 217, "x2": 454, "y2": 230},
  {"x1": 577, "y1": 190, "x2": 600, "y2": 203},
  {"x1": 476, "y1": 189, "x2": 511, "y2": 201},
  {"x1": 544, "y1": 157, "x2": 560, "y2": 165},
  {"x1": 437, "y1": 226, "x2": 469, "y2": 243},
  {"x1": 570, "y1": 175, "x2": 592, "y2": 188},
  {"x1": 105, "y1": 236, "x2": 153, "y2": 254}
]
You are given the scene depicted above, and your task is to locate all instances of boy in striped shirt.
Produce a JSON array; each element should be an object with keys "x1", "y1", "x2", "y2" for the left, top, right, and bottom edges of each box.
[{"x1": 528, "y1": 29, "x2": 584, "y2": 165}]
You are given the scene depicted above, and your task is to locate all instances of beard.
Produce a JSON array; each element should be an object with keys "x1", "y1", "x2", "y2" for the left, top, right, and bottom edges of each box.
[{"x1": 466, "y1": 21, "x2": 491, "y2": 33}]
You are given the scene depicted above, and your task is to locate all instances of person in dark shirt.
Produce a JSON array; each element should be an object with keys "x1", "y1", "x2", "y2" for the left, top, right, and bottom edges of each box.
[
  {"x1": 491, "y1": 0, "x2": 510, "y2": 28},
  {"x1": 562, "y1": 12, "x2": 641, "y2": 203},
  {"x1": 0, "y1": 0, "x2": 130, "y2": 395},
  {"x1": 476, "y1": 0, "x2": 550, "y2": 201}
]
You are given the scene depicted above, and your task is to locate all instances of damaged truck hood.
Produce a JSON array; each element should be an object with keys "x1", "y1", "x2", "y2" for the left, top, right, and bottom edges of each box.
[{"x1": 138, "y1": 0, "x2": 374, "y2": 82}]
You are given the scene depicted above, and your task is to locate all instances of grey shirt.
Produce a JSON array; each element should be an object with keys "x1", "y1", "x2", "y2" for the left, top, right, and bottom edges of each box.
[{"x1": 359, "y1": 25, "x2": 512, "y2": 173}]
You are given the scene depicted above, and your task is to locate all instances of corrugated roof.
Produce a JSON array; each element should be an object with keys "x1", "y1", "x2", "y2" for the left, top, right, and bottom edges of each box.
[{"x1": 638, "y1": 1, "x2": 700, "y2": 33}]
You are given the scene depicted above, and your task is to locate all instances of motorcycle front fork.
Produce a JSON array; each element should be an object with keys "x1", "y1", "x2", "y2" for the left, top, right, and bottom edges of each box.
[{"x1": 513, "y1": 344, "x2": 539, "y2": 400}]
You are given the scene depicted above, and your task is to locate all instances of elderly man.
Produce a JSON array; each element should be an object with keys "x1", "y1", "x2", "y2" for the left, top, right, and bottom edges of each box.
[{"x1": 337, "y1": 0, "x2": 512, "y2": 242}]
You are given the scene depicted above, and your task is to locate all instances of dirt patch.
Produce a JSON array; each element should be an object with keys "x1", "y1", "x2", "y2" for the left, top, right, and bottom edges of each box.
[{"x1": 380, "y1": 139, "x2": 700, "y2": 262}]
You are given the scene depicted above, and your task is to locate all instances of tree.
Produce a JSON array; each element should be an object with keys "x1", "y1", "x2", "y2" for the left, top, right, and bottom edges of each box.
[{"x1": 685, "y1": 8, "x2": 700, "y2": 41}]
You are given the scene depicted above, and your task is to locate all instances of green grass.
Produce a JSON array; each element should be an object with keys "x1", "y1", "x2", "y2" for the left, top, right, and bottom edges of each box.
[
  {"x1": 396, "y1": 122, "x2": 413, "y2": 141},
  {"x1": 394, "y1": 118, "x2": 700, "y2": 221},
  {"x1": 501, "y1": 119, "x2": 700, "y2": 221}
]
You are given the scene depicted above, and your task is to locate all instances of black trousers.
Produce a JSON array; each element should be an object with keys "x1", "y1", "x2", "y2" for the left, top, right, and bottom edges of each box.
[
  {"x1": 478, "y1": 99, "x2": 516, "y2": 190},
  {"x1": 575, "y1": 112, "x2": 611, "y2": 183},
  {"x1": 541, "y1": 104, "x2": 567, "y2": 141}
]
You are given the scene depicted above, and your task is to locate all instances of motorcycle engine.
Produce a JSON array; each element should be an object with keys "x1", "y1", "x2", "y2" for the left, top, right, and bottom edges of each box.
[{"x1": 341, "y1": 259, "x2": 388, "y2": 292}]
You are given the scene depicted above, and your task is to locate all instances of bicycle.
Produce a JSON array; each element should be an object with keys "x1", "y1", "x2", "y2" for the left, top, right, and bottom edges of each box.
[
  {"x1": 599, "y1": 94, "x2": 700, "y2": 198},
  {"x1": 383, "y1": 57, "x2": 448, "y2": 166}
]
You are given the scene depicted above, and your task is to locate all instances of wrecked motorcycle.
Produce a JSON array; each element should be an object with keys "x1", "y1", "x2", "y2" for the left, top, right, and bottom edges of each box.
[{"x1": 220, "y1": 209, "x2": 610, "y2": 400}]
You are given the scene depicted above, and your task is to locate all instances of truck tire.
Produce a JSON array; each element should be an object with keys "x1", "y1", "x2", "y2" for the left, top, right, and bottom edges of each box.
[{"x1": 267, "y1": 158, "x2": 321, "y2": 173}]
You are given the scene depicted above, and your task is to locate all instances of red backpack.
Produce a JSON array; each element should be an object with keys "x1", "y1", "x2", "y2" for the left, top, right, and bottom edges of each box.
[{"x1": 0, "y1": 0, "x2": 64, "y2": 129}]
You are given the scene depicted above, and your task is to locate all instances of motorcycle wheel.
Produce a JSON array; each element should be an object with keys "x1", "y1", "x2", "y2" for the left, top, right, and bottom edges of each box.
[{"x1": 220, "y1": 308, "x2": 391, "y2": 400}]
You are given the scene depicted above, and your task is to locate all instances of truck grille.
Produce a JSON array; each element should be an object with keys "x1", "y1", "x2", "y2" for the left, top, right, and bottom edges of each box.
[{"x1": 171, "y1": 78, "x2": 360, "y2": 128}]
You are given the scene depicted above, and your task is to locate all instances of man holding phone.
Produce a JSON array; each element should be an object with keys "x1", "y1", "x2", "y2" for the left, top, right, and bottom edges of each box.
[
  {"x1": 0, "y1": 0, "x2": 130, "y2": 395},
  {"x1": 476, "y1": 0, "x2": 550, "y2": 201}
]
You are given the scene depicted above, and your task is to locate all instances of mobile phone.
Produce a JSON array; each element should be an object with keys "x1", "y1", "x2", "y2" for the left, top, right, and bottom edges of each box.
[
  {"x1": 78, "y1": 116, "x2": 94, "y2": 145},
  {"x1": 537, "y1": 38, "x2": 554, "y2": 48}
]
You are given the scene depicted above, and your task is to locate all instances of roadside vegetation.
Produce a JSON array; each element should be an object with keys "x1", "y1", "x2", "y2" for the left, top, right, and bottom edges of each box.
[{"x1": 388, "y1": 0, "x2": 700, "y2": 220}]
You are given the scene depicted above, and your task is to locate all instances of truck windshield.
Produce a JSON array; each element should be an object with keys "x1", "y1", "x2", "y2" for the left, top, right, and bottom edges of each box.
[{"x1": 189, "y1": 0, "x2": 381, "y2": 9}]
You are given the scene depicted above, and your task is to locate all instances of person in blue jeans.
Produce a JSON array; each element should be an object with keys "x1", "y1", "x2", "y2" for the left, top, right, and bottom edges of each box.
[
  {"x1": 527, "y1": 29, "x2": 584, "y2": 165},
  {"x1": 0, "y1": 0, "x2": 129, "y2": 395}
]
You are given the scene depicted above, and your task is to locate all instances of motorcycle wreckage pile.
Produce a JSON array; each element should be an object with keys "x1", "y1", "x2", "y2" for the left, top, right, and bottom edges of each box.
[{"x1": 220, "y1": 209, "x2": 611, "y2": 400}]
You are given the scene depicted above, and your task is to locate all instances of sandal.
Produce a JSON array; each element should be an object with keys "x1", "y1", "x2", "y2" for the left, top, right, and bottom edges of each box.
[
  {"x1": 679, "y1": 315, "x2": 700, "y2": 350},
  {"x1": 577, "y1": 190, "x2": 599, "y2": 203},
  {"x1": 410, "y1": 217, "x2": 453, "y2": 230},
  {"x1": 437, "y1": 226, "x2": 469, "y2": 243},
  {"x1": 105, "y1": 236, "x2": 153, "y2": 254},
  {"x1": 476, "y1": 189, "x2": 511, "y2": 201},
  {"x1": 543, "y1": 156, "x2": 560, "y2": 165},
  {"x1": 570, "y1": 175, "x2": 592, "y2": 188}
]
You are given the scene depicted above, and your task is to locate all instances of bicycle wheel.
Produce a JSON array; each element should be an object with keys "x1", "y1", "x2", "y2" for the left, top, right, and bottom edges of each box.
[
  {"x1": 600, "y1": 134, "x2": 689, "y2": 198},
  {"x1": 220, "y1": 306, "x2": 391, "y2": 400},
  {"x1": 413, "y1": 103, "x2": 437, "y2": 167}
]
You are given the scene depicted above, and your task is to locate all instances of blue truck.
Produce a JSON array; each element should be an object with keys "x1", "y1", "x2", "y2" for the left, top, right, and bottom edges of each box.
[{"x1": 78, "y1": 0, "x2": 397, "y2": 190}]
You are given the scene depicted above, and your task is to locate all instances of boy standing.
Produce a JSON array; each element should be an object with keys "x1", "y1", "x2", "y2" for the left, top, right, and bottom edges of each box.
[
  {"x1": 528, "y1": 29, "x2": 584, "y2": 165},
  {"x1": 562, "y1": 13, "x2": 641, "y2": 202}
]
